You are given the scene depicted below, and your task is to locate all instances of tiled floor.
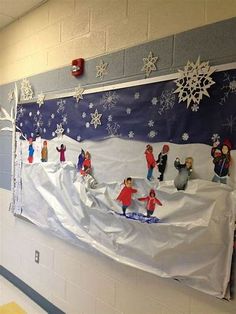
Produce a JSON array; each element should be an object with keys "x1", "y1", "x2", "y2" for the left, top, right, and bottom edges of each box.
[{"x1": 0, "y1": 276, "x2": 47, "y2": 314}]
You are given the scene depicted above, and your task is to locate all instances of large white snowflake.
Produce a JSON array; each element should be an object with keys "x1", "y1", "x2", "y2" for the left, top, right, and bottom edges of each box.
[
  {"x1": 37, "y1": 92, "x2": 45, "y2": 107},
  {"x1": 174, "y1": 57, "x2": 215, "y2": 108},
  {"x1": 74, "y1": 87, "x2": 84, "y2": 103},
  {"x1": 96, "y1": 60, "x2": 108, "y2": 80},
  {"x1": 90, "y1": 109, "x2": 102, "y2": 129},
  {"x1": 141, "y1": 51, "x2": 158, "y2": 77},
  {"x1": 55, "y1": 123, "x2": 64, "y2": 138},
  {"x1": 20, "y1": 78, "x2": 34, "y2": 101},
  {"x1": 101, "y1": 91, "x2": 119, "y2": 110},
  {"x1": 156, "y1": 89, "x2": 176, "y2": 115},
  {"x1": 222, "y1": 115, "x2": 236, "y2": 133},
  {"x1": 106, "y1": 122, "x2": 120, "y2": 136}
]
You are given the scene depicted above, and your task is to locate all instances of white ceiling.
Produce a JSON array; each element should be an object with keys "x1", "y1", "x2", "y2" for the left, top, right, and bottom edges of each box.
[{"x1": 0, "y1": 0, "x2": 47, "y2": 30}]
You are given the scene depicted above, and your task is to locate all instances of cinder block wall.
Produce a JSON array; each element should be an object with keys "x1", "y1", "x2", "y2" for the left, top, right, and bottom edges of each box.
[
  {"x1": 0, "y1": 1, "x2": 236, "y2": 313},
  {"x1": 1, "y1": 0, "x2": 236, "y2": 84}
]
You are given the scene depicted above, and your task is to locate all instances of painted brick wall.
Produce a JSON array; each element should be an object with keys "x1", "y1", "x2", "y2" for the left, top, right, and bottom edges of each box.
[
  {"x1": 0, "y1": 0, "x2": 236, "y2": 85},
  {"x1": 0, "y1": 1, "x2": 236, "y2": 313}
]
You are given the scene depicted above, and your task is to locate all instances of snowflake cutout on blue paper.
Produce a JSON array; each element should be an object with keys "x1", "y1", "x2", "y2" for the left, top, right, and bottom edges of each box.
[
  {"x1": 90, "y1": 109, "x2": 102, "y2": 129},
  {"x1": 211, "y1": 134, "x2": 220, "y2": 142},
  {"x1": 96, "y1": 60, "x2": 109, "y2": 80},
  {"x1": 156, "y1": 89, "x2": 176, "y2": 115},
  {"x1": 101, "y1": 91, "x2": 119, "y2": 110},
  {"x1": 128, "y1": 131, "x2": 135, "y2": 138},
  {"x1": 174, "y1": 57, "x2": 215, "y2": 109},
  {"x1": 222, "y1": 115, "x2": 236, "y2": 133},
  {"x1": 106, "y1": 122, "x2": 120, "y2": 136},
  {"x1": 219, "y1": 73, "x2": 236, "y2": 105},
  {"x1": 55, "y1": 123, "x2": 64, "y2": 138},
  {"x1": 148, "y1": 130, "x2": 157, "y2": 138},
  {"x1": 141, "y1": 51, "x2": 158, "y2": 77},
  {"x1": 57, "y1": 99, "x2": 66, "y2": 113},
  {"x1": 182, "y1": 133, "x2": 189, "y2": 141}
]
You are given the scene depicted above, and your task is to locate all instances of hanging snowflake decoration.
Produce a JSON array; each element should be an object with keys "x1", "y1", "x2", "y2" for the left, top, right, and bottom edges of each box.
[
  {"x1": 55, "y1": 123, "x2": 64, "y2": 138},
  {"x1": 73, "y1": 87, "x2": 84, "y2": 103},
  {"x1": 182, "y1": 133, "x2": 189, "y2": 141},
  {"x1": 106, "y1": 122, "x2": 120, "y2": 136},
  {"x1": 141, "y1": 51, "x2": 158, "y2": 77},
  {"x1": 222, "y1": 115, "x2": 236, "y2": 133},
  {"x1": 96, "y1": 60, "x2": 109, "y2": 80},
  {"x1": 90, "y1": 109, "x2": 102, "y2": 129},
  {"x1": 174, "y1": 57, "x2": 215, "y2": 109},
  {"x1": 101, "y1": 91, "x2": 119, "y2": 110},
  {"x1": 37, "y1": 92, "x2": 45, "y2": 107},
  {"x1": 20, "y1": 78, "x2": 34, "y2": 101},
  {"x1": 219, "y1": 73, "x2": 236, "y2": 105},
  {"x1": 33, "y1": 113, "x2": 44, "y2": 133},
  {"x1": 8, "y1": 90, "x2": 14, "y2": 103},
  {"x1": 211, "y1": 133, "x2": 220, "y2": 143}
]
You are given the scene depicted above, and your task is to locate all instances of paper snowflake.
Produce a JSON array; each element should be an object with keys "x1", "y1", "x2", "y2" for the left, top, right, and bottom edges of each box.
[
  {"x1": 219, "y1": 73, "x2": 236, "y2": 105},
  {"x1": 148, "y1": 130, "x2": 157, "y2": 138},
  {"x1": 151, "y1": 97, "x2": 158, "y2": 105},
  {"x1": 141, "y1": 51, "x2": 158, "y2": 77},
  {"x1": 101, "y1": 91, "x2": 119, "y2": 110},
  {"x1": 20, "y1": 78, "x2": 34, "y2": 101},
  {"x1": 191, "y1": 104, "x2": 199, "y2": 112},
  {"x1": 89, "y1": 102, "x2": 94, "y2": 109},
  {"x1": 174, "y1": 57, "x2": 215, "y2": 108},
  {"x1": 222, "y1": 115, "x2": 236, "y2": 133},
  {"x1": 148, "y1": 120, "x2": 154, "y2": 127},
  {"x1": 96, "y1": 60, "x2": 109, "y2": 80},
  {"x1": 128, "y1": 131, "x2": 135, "y2": 138},
  {"x1": 126, "y1": 108, "x2": 131, "y2": 115},
  {"x1": 156, "y1": 89, "x2": 176, "y2": 115},
  {"x1": 73, "y1": 87, "x2": 84, "y2": 103},
  {"x1": 37, "y1": 92, "x2": 45, "y2": 107},
  {"x1": 106, "y1": 122, "x2": 120, "y2": 136},
  {"x1": 211, "y1": 134, "x2": 220, "y2": 142},
  {"x1": 134, "y1": 92, "x2": 140, "y2": 99},
  {"x1": 8, "y1": 90, "x2": 14, "y2": 103},
  {"x1": 182, "y1": 133, "x2": 189, "y2": 141},
  {"x1": 90, "y1": 109, "x2": 102, "y2": 129},
  {"x1": 55, "y1": 123, "x2": 64, "y2": 138}
]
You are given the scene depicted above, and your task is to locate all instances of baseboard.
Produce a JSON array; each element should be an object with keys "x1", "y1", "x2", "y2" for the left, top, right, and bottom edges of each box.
[{"x1": 0, "y1": 265, "x2": 65, "y2": 314}]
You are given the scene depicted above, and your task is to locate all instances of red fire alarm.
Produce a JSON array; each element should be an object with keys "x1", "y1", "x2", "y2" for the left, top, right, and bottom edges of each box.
[{"x1": 71, "y1": 58, "x2": 84, "y2": 77}]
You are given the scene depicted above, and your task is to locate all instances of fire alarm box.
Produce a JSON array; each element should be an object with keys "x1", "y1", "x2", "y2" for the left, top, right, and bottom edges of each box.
[{"x1": 71, "y1": 58, "x2": 84, "y2": 77}]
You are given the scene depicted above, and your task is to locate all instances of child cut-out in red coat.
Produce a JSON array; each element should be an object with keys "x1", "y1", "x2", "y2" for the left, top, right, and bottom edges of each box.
[{"x1": 138, "y1": 189, "x2": 162, "y2": 217}]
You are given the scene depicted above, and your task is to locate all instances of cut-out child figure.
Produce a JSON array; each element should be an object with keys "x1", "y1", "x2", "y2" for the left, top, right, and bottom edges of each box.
[
  {"x1": 77, "y1": 149, "x2": 85, "y2": 171},
  {"x1": 81, "y1": 151, "x2": 92, "y2": 175},
  {"x1": 211, "y1": 139, "x2": 232, "y2": 184},
  {"x1": 138, "y1": 189, "x2": 162, "y2": 218},
  {"x1": 41, "y1": 140, "x2": 48, "y2": 162},
  {"x1": 117, "y1": 177, "x2": 137, "y2": 216},
  {"x1": 145, "y1": 144, "x2": 156, "y2": 181},
  {"x1": 174, "y1": 157, "x2": 193, "y2": 190},
  {"x1": 56, "y1": 144, "x2": 66, "y2": 162},
  {"x1": 156, "y1": 144, "x2": 169, "y2": 181},
  {"x1": 28, "y1": 138, "x2": 34, "y2": 163}
]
